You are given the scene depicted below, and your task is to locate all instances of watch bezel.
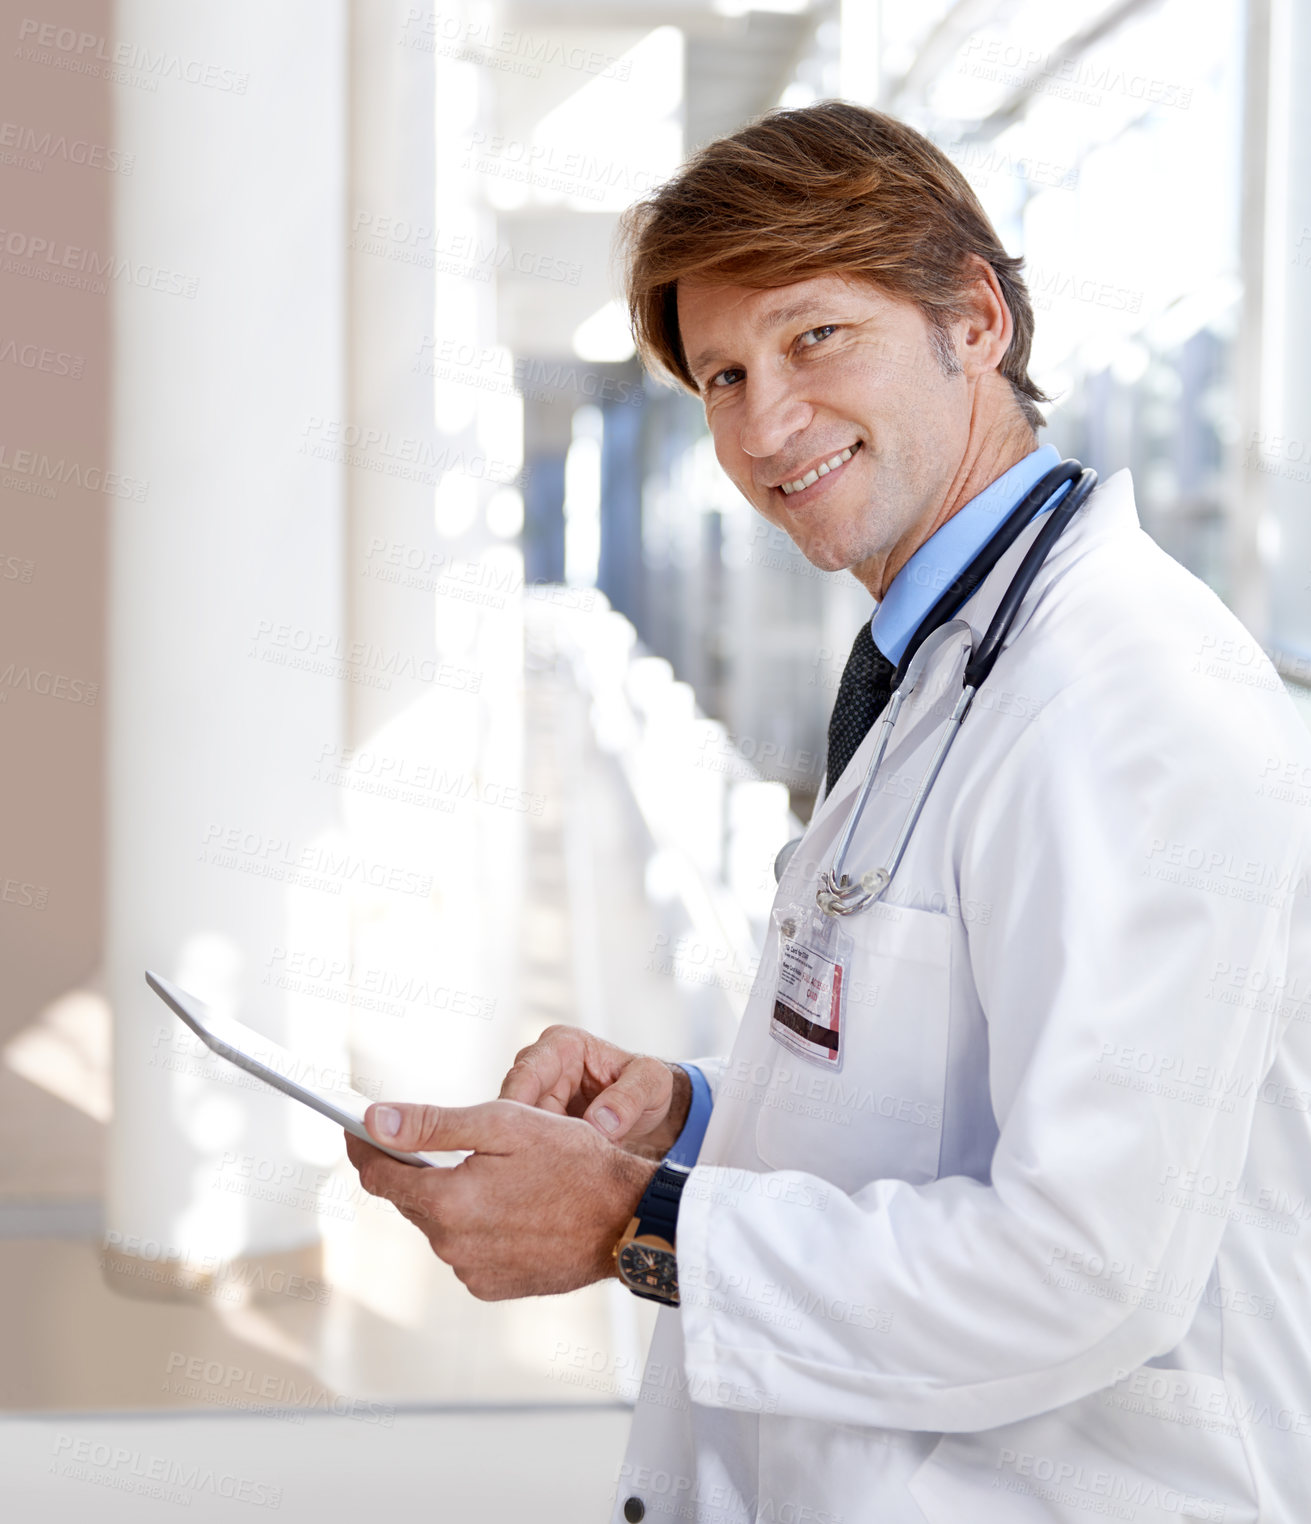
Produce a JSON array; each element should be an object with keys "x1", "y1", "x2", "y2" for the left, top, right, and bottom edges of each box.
[{"x1": 615, "y1": 1229, "x2": 680, "y2": 1305}]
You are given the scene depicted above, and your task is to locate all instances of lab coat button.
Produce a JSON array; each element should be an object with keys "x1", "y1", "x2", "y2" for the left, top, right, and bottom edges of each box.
[{"x1": 623, "y1": 1498, "x2": 645, "y2": 1522}]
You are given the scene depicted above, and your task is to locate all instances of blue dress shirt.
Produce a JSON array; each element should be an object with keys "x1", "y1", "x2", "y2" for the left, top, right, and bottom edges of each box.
[
  {"x1": 870, "y1": 442, "x2": 1066, "y2": 664},
  {"x1": 667, "y1": 442, "x2": 1067, "y2": 1166},
  {"x1": 664, "y1": 1062, "x2": 713, "y2": 1167}
]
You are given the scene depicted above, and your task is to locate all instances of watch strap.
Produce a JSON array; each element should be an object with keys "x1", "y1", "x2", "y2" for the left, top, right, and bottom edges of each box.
[{"x1": 635, "y1": 1160, "x2": 690, "y2": 1245}]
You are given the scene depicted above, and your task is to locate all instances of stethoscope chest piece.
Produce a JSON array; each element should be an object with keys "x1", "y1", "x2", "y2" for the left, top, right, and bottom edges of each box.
[{"x1": 773, "y1": 835, "x2": 802, "y2": 885}]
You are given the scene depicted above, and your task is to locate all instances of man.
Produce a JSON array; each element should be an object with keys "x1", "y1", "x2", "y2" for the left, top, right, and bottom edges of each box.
[{"x1": 346, "y1": 104, "x2": 1311, "y2": 1522}]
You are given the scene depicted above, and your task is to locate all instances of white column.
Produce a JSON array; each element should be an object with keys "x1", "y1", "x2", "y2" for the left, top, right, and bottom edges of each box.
[
  {"x1": 1229, "y1": 0, "x2": 1271, "y2": 637},
  {"x1": 345, "y1": 0, "x2": 441, "y2": 749},
  {"x1": 1260, "y1": 0, "x2": 1311, "y2": 655},
  {"x1": 340, "y1": 8, "x2": 522, "y2": 1111},
  {"x1": 106, "y1": 2, "x2": 350, "y2": 1284},
  {"x1": 839, "y1": 0, "x2": 882, "y2": 106}
]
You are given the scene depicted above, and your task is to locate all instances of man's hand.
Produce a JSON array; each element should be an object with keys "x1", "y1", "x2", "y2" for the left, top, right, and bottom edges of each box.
[
  {"x1": 499, "y1": 1025, "x2": 692, "y2": 1158},
  {"x1": 343, "y1": 1100, "x2": 657, "y2": 1300}
]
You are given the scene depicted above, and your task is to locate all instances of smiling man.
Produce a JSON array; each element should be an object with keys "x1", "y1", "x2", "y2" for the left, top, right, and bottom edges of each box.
[
  {"x1": 346, "y1": 104, "x2": 1311, "y2": 1523},
  {"x1": 677, "y1": 269, "x2": 1036, "y2": 596}
]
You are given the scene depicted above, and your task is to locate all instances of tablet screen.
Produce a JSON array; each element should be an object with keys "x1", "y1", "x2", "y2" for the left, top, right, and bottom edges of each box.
[{"x1": 146, "y1": 970, "x2": 456, "y2": 1169}]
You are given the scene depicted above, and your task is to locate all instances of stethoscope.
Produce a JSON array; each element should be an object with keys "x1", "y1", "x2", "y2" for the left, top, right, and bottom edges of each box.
[{"x1": 774, "y1": 458, "x2": 1099, "y2": 917}]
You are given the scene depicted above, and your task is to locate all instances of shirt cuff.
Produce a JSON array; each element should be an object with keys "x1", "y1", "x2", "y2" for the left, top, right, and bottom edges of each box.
[{"x1": 664, "y1": 1063, "x2": 713, "y2": 1168}]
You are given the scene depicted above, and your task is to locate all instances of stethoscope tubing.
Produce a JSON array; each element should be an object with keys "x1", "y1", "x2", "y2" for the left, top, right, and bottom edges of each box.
[
  {"x1": 965, "y1": 464, "x2": 1099, "y2": 689},
  {"x1": 892, "y1": 458, "x2": 1093, "y2": 689},
  {"x1": 816, "y1": 460, "x2": 1099, "y2": 916},
  {"x1": 823, "y1": 618, "x2": 972, "y2": 903}
]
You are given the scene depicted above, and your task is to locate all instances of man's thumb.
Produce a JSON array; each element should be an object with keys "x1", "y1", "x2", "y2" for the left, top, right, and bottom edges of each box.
[
  {"x1": 364, "y1": 1100, "x2": 516, "y2": 1153},
  {"x1": 581, "y1": 1058, "x2": 673, "y2": 1140}
]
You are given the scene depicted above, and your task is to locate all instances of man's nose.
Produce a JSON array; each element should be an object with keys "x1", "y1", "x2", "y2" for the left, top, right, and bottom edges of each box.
[{"x1": 738, "y1": 377, "x2": 812, "y2": 460}]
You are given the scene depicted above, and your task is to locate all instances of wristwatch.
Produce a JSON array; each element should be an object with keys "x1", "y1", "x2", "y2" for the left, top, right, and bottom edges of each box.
[{"x1": 613, "y1": 1160, "x2": 690, "y2": 1306}]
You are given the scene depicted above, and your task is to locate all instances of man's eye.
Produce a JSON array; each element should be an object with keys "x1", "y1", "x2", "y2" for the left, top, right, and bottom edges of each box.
[
  {"x1": 798, "y1": 325, "x2": 838, "y2": 349},
  {"x1": 710, "y1": 367, "x2": 745, "y2": 389}
]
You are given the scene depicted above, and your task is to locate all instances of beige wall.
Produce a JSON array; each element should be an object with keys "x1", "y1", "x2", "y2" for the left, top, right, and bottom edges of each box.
[{"x1": 0, "y1": 0, "x2": 113, "y2": 1196}]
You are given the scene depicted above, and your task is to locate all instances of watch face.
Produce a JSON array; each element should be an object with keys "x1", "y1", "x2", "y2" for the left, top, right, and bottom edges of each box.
[{"x1": 618, "y1": 1240, "x2": 679, "y2": 1304}]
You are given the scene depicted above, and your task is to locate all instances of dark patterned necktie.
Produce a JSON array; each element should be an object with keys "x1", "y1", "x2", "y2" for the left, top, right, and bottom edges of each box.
[{"x1": 825, "y1": 622, "x2": 896, "y2": 795}]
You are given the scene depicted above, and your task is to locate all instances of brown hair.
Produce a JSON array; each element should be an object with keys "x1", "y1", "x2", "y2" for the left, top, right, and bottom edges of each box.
[{"x1": 619, "y1": 100, "x2": 1048, "y2": 429}]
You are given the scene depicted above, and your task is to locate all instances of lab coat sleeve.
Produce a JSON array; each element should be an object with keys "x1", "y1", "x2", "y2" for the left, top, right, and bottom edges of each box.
[{"x1": 675, "y1": 672, "x2": 1309, "y2": 1434}]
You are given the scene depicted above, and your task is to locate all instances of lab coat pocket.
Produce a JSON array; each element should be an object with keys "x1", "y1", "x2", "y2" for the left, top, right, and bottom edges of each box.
[
  {"x1": 908, "y1": 1370, "x2": 1259, "y2": 1524},
  {"x1": 756, "y1": 1411, "x2": 940, "y2": 1524},
  {"x1": 755, "y1": 903, "x2": 952, "y2": 1195}
]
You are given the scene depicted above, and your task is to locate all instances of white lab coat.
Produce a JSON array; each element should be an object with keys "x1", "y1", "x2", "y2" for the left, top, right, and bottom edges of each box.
[{"x1": 611, "y1": 469, "x2": 1311, "y2": 1524}]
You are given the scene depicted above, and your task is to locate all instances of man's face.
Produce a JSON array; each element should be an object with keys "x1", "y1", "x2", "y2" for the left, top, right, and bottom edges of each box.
[{"x1": 677, "y1": 273, "x2": 974, "y2": 593}]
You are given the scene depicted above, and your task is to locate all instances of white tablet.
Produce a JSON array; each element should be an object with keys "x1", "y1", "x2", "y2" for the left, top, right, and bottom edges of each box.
[{"x1": 146, "y1": 970, "x2": 452, "y2": 1169}]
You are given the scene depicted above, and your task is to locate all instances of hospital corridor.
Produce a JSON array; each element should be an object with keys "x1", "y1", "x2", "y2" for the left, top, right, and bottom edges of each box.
[{"x1": 3, "y1": 0, "x2": 1310, "y2": 1519}]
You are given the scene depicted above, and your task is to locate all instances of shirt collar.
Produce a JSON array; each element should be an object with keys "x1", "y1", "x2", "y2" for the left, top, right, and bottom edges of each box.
[{"x1": 870, "y1": 443, "x2": 1062, "y2": 666}]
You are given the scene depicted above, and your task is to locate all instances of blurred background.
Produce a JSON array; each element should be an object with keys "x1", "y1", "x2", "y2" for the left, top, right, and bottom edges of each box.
[{"x1": 1, "y1": 0, "x2": 1308, "y2": 1517}]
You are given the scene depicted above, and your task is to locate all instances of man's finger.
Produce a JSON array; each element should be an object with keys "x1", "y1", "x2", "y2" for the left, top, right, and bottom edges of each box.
[
  {"x1": 498, "y1": 1055, "x2": 548, "y2": 1106},
  {"x1": 581, "y1": 1057, "x2": 673, "y2": 1141},
  {"x1": 498, "y1": 1025, "x2": 582, "y2": 1106},
  {"x1": 344, "y1": 1130, "x2": 376, "y2": 1172},
  {"x1": 364, "y1": 1098, "x2": 527, "y2": 1155},
  {"x1": 344, "y1": 1127, "x2": 459, "y2": 1212}
]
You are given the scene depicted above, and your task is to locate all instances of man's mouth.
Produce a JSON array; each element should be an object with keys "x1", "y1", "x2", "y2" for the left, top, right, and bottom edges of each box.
[{"x1": 777, "y1": 441, "x2": 862, "y2": 497}]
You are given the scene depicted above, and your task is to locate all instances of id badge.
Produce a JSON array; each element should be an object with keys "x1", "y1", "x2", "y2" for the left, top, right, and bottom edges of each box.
[{"x1": 770, "y1": 905, "x2": 852, "y2": 1070}]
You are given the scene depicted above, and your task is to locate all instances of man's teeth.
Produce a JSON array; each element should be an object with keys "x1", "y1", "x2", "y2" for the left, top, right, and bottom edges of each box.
[{"x1": 780, "y1": 445, "x2": 858, "y2": 495}]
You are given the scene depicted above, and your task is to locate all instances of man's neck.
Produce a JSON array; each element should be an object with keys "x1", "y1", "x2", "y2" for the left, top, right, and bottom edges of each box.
[{"x1": 861, "y1": 417, "x2": 1038, "y2": 601}]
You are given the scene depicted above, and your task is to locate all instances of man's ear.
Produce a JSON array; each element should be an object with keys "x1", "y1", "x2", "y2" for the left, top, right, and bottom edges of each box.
[{"x1": 952, "y1": 254, "x2": 1014, "y2": 379}]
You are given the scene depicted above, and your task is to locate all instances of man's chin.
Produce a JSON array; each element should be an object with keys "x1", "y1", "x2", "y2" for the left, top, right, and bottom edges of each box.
[
  {"x1": 786, "y1": 535, "x2": 855, "y2": 575},
  {"x1": 757, "y1": 508, "x2": 866, "y2": 577}
]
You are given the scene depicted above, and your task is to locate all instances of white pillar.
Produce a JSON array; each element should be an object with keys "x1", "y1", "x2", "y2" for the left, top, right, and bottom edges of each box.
[
  {"x1": 1229, "y1": 0, "x2": 1272, "y2": 637},
  {"x1": 105, "y1": 2, "x2": 350, "y2": 1287},
  {"x1": 345, "y1": 0, "x2": 441, "y2": 749},
  {"x1": 839, "y1": 0, "x2": 882, "y2": 106},
  {"x1": 339, "y1": 8, "x2": 522, "y2": 1110},
  {"x1": 1260, "y1": 0, "x2": 1311, "y2": 655}
]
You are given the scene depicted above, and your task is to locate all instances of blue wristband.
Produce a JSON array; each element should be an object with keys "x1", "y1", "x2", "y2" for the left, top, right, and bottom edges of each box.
[{"x1": 664, "y1": 1063, "x2": 713, "y2": 1167}]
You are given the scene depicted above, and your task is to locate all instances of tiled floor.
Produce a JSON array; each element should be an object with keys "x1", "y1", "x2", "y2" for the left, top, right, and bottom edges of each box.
[
  {"x1": 2, "y1": 625, "x2": 743, "y2": 1517},
  {"x1": 3, "y1": 1407, "x2": 634, "y2": 1521}
]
